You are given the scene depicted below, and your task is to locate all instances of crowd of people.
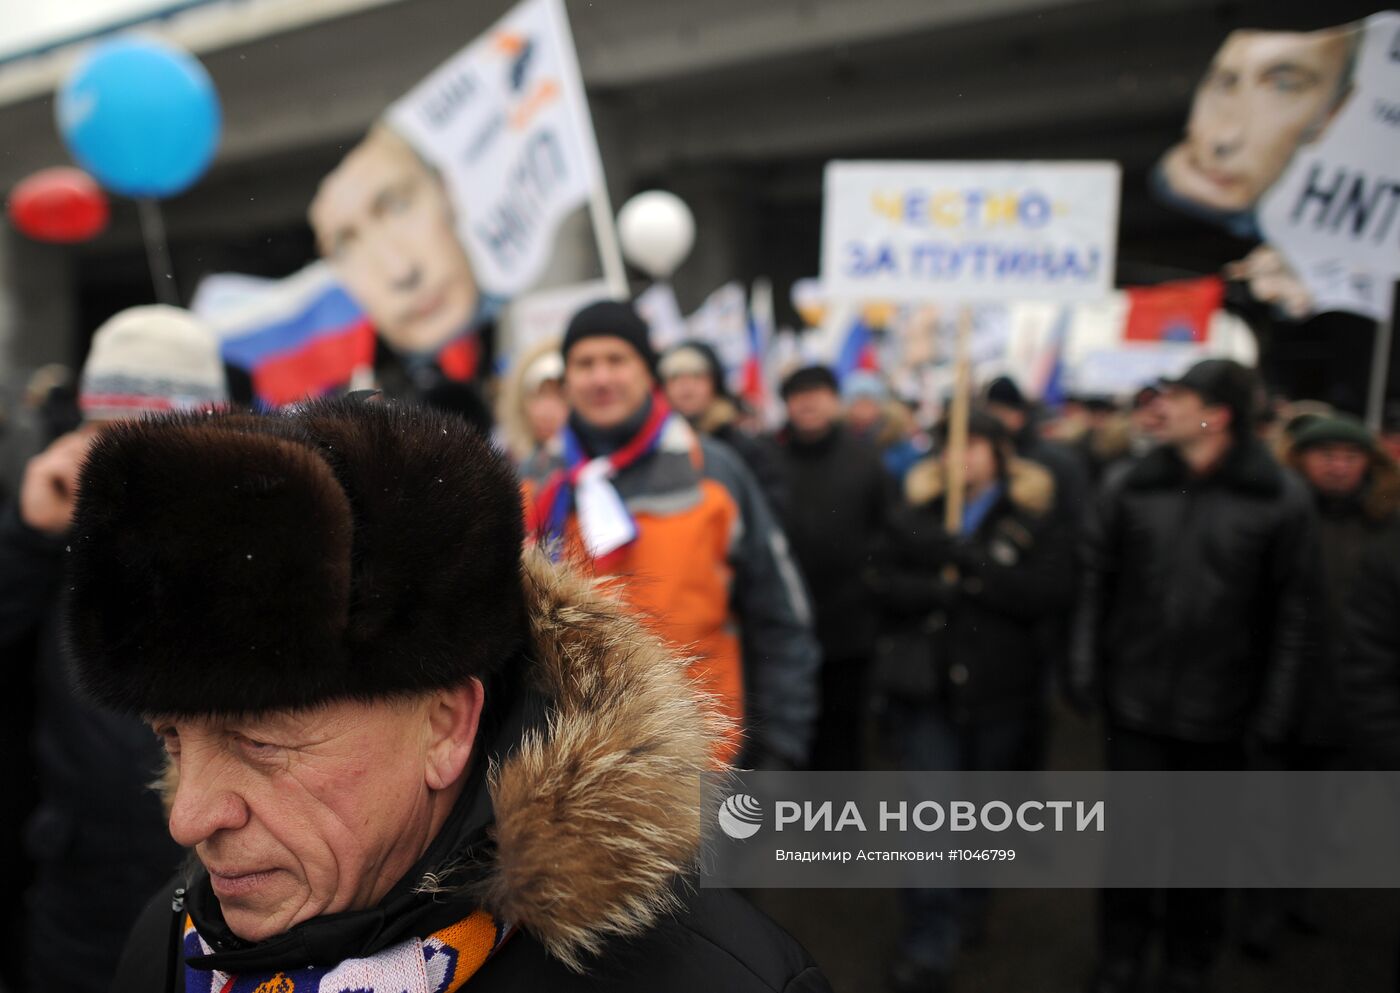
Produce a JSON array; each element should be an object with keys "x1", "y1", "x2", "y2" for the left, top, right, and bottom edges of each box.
[{"x1": 1, "y1": 297, "x2": 1398, "y2": 993}]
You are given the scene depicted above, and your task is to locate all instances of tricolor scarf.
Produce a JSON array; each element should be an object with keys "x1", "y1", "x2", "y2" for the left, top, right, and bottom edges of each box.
[
  {"x1": 183, "y1": 910, "x2": 510, "y2": 993},
  {"x1": 527, "y1": 392, "x2": 675, "y2": 570}
]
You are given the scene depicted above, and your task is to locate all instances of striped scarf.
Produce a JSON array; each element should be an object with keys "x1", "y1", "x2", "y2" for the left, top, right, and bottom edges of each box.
[
  {"x1": 182, "y1": 909, "x2": 510, "y2": 993},
  {"x1": 527, "y1": 392, "x2": 675, "y2": 569}
]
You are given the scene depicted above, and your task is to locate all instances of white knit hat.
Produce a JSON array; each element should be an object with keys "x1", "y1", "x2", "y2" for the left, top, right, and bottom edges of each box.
[
  {"x1": 521, "y1": 350, "x2": 565, "y2": 394},
  {"x1": 79, "y1": 305, "x2": 229, "y2": 421}
]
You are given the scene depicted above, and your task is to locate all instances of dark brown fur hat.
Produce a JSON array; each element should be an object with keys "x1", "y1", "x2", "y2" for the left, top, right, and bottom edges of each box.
[{"x1": 65, "y1": 396, "x2": 526, "y2": 717}]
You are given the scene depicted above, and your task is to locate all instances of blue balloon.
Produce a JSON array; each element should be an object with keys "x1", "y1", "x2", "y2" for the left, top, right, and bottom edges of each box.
[{"x1": 57, "y1": 36, "x2": 221, "y2": 199}]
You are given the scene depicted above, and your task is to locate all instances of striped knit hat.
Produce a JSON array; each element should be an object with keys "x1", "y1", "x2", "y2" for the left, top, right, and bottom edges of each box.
[{"x1": 79, "y1": 305, "x2": 228, "y2": 421}]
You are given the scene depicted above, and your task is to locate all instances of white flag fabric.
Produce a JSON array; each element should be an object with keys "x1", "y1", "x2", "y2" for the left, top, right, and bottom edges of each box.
[{"x1": 387, "y1": 0, "x2": 603, "y2": 298}]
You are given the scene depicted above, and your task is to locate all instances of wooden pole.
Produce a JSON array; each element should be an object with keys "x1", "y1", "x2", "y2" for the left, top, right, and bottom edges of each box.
[{"x1": 943, "y1": 304, "x2": 973, "y2": 534}]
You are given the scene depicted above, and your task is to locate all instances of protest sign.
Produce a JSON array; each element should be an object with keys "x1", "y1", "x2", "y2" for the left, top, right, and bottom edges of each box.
[
  {"x1": 201, "y1": 0, "x2": 624, "y2": 407},
  {"x1": 385, "y1": 0, "x2": 622, "y2": 301},
  {"x1": 1252, "y1": 13, "x2": 1400, "y2": 322},
  {"x1": 821, "y1": 161, "x2": 1121, "y2": 303},
  {"x1": 1157, "y1": 12, "x2": 1399, "y2": 322}
]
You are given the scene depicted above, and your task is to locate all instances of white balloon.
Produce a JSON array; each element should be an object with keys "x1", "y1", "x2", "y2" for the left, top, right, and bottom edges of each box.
[{"x1": 617, "y1": 190, "x2": 695, "y2": 280}]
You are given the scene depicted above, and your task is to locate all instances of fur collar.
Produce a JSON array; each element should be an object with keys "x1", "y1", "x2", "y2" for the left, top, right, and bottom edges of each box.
[
  {"x1": 1123, "y1": 438, "x2": 1283, "y2": 496},
  {"x1": 481, "y1": 548, "x2": 721, "y2": 970},
  {"x1": 696, "y1": 396, "x2": 740, "y2": 436},
  {"x1": 162, "y1": 550, "x2": 720, "y2": 974},
  {"x1": 904, "y1": 455, "x2": 1055, "y2": 518}
]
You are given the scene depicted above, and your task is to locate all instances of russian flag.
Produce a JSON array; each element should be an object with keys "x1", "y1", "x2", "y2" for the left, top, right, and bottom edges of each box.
[
  {"x1": 742, "y1": 278, "x2": 775, "y2": 416},
  {"x1": 835, "y1": 315, "x2": 879, "y2": 383},
  {"x1": 1034, "y1": 305, "x2": 1073, "y2": 409},
  {"x1": 196, "y1": 263, "x2": 376, "y2": 408},
  {"x1": 740, "y1": 316, "x2": 766, "y2": 407}
]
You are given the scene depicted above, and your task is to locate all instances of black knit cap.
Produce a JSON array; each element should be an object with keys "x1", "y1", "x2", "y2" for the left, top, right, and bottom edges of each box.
[
  {"x1": 562, "y1": 300, "x2": 657, "y2": 376},
  {"x1": 985, "y1": 376, "x2": 1027, "y2": 410},
  {"x1": 64, "y1": 396, "x2": 527, "y2": 718},
  {"x1": 780, "y1": 365, "x2": 839, "y2": 399}
]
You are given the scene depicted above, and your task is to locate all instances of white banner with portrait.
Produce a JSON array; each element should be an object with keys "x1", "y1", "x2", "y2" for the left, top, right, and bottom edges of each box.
[
  {"x1": 1156, "y1": 11, "x2": 1400, "y2": 321},
  {"x1": 386, "y1": 0, "x2": 608, "y2": 299},
  {"x1": 1256, "y1": 12, "x2": 1400, "y2": 321}
]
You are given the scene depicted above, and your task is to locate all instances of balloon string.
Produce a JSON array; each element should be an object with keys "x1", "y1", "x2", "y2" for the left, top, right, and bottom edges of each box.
[{"x1": 138, "y1": 199, "x2": 179, "y2": 305}]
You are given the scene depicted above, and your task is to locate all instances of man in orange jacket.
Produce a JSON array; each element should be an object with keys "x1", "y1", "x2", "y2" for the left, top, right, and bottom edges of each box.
[{"x1": 522, "y1": 300, "x2": 819, "y2": 768}]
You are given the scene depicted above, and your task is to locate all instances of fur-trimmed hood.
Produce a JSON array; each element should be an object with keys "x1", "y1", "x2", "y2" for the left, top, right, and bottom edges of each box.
[
  {"x1": 164, "y1": 547, "x2": 722, "y2": 975},
  {"x1": 904, "y1": 453, "x2": 1056, "y2": 518},
  {"x1": 695, "y1": 395, "x2": 741, "y2": 436},
  {"x1": 871, "y1": 400, "x2": 916, "y2": 450},
  {"x1": 481, "y1": 546, "x2": 721, "y2": 970}
]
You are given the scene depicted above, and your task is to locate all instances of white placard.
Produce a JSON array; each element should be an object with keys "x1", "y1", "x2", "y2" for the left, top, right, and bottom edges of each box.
[
  {"x1": 821, "y1": 160, "x2": 1121, "y2": 303},
  {"x1": 387, "y1": 0, "x2": 604, "y2": 297},
  {"x1": 1256, "y1": 12, "x2": 1400, "y2": 321}
]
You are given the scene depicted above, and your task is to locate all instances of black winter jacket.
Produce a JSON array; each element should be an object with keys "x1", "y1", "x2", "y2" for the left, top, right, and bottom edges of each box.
[
  {"x1": 0, "y1": 502, "x2": 182, "y2": 992},
  {"x1": 1070, "y1": 440, "x2": 1321, "y2": 743},
  {"x1": 775, "y1": 426, "x2": 892, "y2": 661},
  {"x1": 1344, "y1": 518, "x2": 1400, "y2": 767},
  {"x1": 871, "y1": 458, "x2": 1075, "y2": 725}
]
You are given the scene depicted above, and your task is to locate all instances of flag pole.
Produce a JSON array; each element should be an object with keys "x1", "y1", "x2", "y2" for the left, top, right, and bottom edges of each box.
[
  {"x1": 548, "y1": 0, "x2": 628, "y2": 299},
  {"x1": 138, "y1": 199, "x2": 179, "y2": 305},
  {"x1": 944, "y1": 303, "x2": 973, "y2": 534},
  {"x1": 1365, "y1": 282, "x2": 1397, "y2": 433}
]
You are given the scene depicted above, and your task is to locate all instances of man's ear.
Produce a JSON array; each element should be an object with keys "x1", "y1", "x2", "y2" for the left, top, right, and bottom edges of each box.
[
  {"x1": 424, "y1": 677, "x2": 485, "y2": 792},
  {"x1": 1209, "y1": 402, "x2": 1234, "y2": 436}
]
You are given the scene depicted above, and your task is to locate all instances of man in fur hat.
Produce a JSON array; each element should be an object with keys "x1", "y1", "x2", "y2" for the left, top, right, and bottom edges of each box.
[{"x1": 65, "y1": 397, "x2": 830, "y2": 992}]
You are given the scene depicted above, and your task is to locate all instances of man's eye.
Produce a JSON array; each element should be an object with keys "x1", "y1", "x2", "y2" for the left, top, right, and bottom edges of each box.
[
  {"x1": 383, "y1": 187, "x2": 415, "y2": 214},
  {"x1": 329, "y1": 234, "x2": 356, "y2": 262},
  {"x1": 1267, "y1": 72, "x2": 1312, "y2": 94},
  {"x1": 236, "y1": 735, "x2": 278, "y2": 755},
  {"x1": 155, "y1": 728, "x2": 181, "y2": 755},
  {"x1": 1203, "y1": 70, "x2": 1236, "y2": 93}
]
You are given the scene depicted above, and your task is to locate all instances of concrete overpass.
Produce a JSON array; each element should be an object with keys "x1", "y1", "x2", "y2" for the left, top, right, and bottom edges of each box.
[{"x1": 0, "y1": 0, "x2": 1382, "y2": 397}]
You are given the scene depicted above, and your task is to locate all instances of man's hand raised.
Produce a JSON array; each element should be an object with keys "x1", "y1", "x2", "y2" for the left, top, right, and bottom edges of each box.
[{"x1": 20, "y1": 428, "x2": 99, "y2": 536}]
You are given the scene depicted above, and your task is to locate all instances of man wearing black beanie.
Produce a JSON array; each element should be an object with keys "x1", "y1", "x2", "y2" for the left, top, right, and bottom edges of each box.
[
  {"x1": 523, "y1": 300, "x2": 819, "y2": 771},
  {"x1": 562, "y1": 300, "x2": 658, "y2": 375}
]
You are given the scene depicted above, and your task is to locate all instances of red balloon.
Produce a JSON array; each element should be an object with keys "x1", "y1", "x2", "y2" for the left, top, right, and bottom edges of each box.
[{"x1": 7, "y1": 167, "x2": 109, "y2": 243}]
